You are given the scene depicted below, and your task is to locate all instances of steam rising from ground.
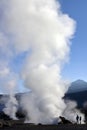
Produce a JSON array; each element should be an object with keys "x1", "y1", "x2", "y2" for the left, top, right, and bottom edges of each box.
[
  {"x1": 0, "y1": 0, "x2": 78, "y2": 124},
  {"x1": 63, "y1": 100, "x2": 85, "y2": 124},
  {"x1": 0, "y1": 67, "x2": 18, "y2": 119},
  {"x1": 3, "y1": 94, "x2": 18, "y2": 120}
]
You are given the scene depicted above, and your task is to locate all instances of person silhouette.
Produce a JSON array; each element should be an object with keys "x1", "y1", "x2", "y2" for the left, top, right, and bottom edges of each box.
[
  {"x1": 76, "y1": 115, "x2": 79, "y2": 124},
  {"x1": 79, "y1": 116, "x2": 81, "y2": 124}
]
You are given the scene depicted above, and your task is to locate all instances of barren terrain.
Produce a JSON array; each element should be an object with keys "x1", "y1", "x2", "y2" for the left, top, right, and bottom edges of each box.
[{"x1": 0, "y1": 124, "x2": 87, "y2": 130}]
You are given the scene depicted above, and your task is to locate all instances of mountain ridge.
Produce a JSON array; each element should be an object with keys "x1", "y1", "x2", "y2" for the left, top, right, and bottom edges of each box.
[{"x1": 67, "y1": 79, "x2": 87, "y2": 93}]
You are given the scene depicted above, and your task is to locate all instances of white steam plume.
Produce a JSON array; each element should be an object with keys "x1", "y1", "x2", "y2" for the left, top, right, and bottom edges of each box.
[
  {"x1": 1, "y1": 74, "x2": 18, "y2": 119},
  {"x1": 63, "y1": 100, "x2": 85, "y2": 124},
  {"x1": 3, "y1": 94, "x2": 18, "y2": 120},
  {"x1": 0, "y1": 0, "x2": 76, "y2": 124}
]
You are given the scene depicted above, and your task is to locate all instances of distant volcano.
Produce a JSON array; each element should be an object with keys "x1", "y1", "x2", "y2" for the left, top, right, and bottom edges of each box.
[
  {"x1": 65, "y1": 79, "x2": 87, "y2": 108},
  {"x1": 68, "y1": 80, "x2": 87, "y2": 93}
]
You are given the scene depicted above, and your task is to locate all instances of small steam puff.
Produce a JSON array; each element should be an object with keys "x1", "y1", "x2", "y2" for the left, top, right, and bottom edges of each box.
[
  {"x1": 0, "y1": 0, "x2": 83, "y2": 124},
  {"x1": 63, "y1": 100, "x2": 85, "y2": 124},
  {"x1": 3, "y1": 94, "x2": 18, "y2": 120},
  {"x1": 2, "y1": 75, "x2": 18, "y2": 119}
]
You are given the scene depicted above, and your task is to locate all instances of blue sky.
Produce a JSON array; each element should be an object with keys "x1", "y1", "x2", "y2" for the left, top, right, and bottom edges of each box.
[{"x1": 59, "y1": 0, "x2": 87, "y2": 81}]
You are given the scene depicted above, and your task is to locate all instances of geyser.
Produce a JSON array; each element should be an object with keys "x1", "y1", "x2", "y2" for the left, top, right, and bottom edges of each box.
[{"x1": 0, "y1": 0, "x2": 76, "y2": 124}]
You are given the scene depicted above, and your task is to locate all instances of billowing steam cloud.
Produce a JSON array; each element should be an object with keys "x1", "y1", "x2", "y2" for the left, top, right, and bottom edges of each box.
[{"x1": 0, "y1": 0, "x2": 76, "y2": 124}]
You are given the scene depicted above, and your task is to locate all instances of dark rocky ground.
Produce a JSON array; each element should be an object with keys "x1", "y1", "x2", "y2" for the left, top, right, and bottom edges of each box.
[{"x1": 1, "y1": 124, "x2": 87, "y2": 130}]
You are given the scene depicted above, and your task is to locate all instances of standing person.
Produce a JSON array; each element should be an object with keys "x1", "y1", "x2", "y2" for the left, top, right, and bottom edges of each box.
[
  {"x1": 79, "y1": 116, "x2": 81, "y2": 124},
  {"x1": 76, "y1": 115, "x2": 79, "y2": 124}
]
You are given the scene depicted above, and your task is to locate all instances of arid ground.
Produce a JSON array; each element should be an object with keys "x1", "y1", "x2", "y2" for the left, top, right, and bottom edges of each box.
[{"x1": 0, "y1": 124, "x2": 87, "y2": 130}]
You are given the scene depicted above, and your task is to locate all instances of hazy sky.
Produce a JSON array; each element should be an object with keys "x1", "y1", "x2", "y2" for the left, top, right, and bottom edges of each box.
[{"x1": 60, "y1": 0, "x2": 87, "y2": 81}]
